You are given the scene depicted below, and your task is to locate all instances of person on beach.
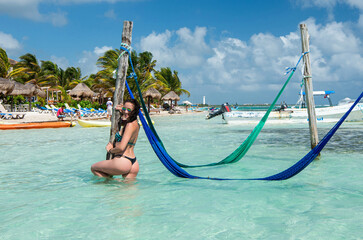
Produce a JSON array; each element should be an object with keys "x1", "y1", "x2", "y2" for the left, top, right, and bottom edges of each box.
[
  {"x1": 106, "y1": 98, "x2": 113, "y2": 119},
  {"x1": 75, "y1": 109, "x2": 82, "y2": 119},
  {"x1": 57, "y1": 106, "x2": 66, "y2": 121},
  {"x1": 91, "y1": 99, "x2": 141, "y2": 179}
]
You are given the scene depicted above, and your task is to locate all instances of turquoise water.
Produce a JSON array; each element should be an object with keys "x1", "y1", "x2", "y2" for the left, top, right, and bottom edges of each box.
[{"x1": 1, "y1": 113, "x2": 362, "y2": 239}]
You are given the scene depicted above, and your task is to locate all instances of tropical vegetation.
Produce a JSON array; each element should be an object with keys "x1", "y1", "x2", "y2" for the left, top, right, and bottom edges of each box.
[{"x1": 0, "y1": 46, "x2": 190, "y2": 109}]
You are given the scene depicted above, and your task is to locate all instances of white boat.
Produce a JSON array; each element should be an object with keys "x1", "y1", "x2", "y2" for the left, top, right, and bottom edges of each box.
[{"x1": 223, "y1": 91, "x2": 363, "y2": 124}]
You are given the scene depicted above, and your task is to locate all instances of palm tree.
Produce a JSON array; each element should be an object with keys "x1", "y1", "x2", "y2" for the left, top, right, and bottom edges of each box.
[
  {"x1": 94, "y1": 49, "x2": 120, "y2": 102},
  {"x1": 0, "y1": 47, "x2": 12, "y2": 78},
  {"x1": 12, "y1": 53, "x2": 46, "y2": 86},
  {"x1": 154, "y1": 67, "x2": 190, "y2": 97}
]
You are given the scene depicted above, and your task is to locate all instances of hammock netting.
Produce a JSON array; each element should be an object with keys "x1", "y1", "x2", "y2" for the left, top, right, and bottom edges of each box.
[{"x1": 119, "y1": 45, "x2": 363, "y2": 181}]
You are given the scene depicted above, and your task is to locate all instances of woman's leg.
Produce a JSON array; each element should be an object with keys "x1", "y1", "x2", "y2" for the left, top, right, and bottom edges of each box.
[
  {"x1": 122, "y1": 160, "x2": 139, "y2": 179},
  {"x1": 91, "y1": 158, "x2": 132, "y2": 178}
]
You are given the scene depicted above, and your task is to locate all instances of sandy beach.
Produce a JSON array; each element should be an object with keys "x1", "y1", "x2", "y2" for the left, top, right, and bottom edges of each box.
[{"x1": 0, "y1": 108, "x2": 206, "y2": 124}]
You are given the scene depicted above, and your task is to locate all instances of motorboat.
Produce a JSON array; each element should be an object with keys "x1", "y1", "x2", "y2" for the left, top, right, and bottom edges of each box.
[{"x1": 222, "y1": 91, "x2": 363, "y2": 123}]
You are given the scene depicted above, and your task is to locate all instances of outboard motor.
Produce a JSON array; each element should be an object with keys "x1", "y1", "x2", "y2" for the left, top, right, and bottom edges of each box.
[{"x1": 206, "y1": 103, "x2": 231, "y2": 120}]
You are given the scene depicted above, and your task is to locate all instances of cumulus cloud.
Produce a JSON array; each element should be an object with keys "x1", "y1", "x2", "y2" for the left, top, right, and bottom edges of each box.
[
  {"x1": 0, "y1": 0, "x2": 67, "y2": 26},
  {"x1": 77, "y1": 46, "x2": 113, "y2": 76},
  {"x1": 0, "y1": 32, "x2": 21, "y2": 50},
  {"x1": 140, "y1": 27, "x2": 211, "y2": 69},
  {"x1": 104, "y1": 9, "x2": 117, "y2": 19},
  {"x1": 139, "y1": 19, "x2": 363, "y2": 103},
  {"x1": 50, "y1": 55, "x2": 70, "y2": 70}
]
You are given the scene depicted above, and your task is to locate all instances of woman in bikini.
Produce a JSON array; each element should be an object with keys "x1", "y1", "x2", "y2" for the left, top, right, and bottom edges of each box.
[{"x1": 91, "y1": 99, "x2": 140, "y2": 179}]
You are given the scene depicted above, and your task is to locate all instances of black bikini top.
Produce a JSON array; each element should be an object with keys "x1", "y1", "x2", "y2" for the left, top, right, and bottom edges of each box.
[{"x1": 115, "y1": 131, "x2": 135, "y2": 146}]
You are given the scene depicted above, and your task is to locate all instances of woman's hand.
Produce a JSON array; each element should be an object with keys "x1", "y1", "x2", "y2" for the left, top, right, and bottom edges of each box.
[
  {"x1": 106, "y1": 142, "x2": 113, "y2": 152},
  {"x1": 115, "y1": 104, "x2": 123, "y2": 112}
]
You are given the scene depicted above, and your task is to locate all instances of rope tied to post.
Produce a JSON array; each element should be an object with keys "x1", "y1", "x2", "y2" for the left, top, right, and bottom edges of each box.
[
  {"x1": 117, "y1": 43, "x2": 132, "y2": 61},
  {"x1": 284, "y1": 51, "x2": 309, "y2": 75}
]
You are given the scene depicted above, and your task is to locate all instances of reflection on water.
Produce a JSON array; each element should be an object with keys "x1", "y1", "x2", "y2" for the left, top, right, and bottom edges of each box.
[{"x1": 0, "y1": 115, "x2": 362, "y2": 239}]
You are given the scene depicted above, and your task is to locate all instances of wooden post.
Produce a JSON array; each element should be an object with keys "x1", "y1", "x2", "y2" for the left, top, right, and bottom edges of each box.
[
  {"x1": 300, "y1": 23, "x2": 319, "y2": 150},
  {"x1": 107, "y1": 21, "x2": 133, "y2": 159}
]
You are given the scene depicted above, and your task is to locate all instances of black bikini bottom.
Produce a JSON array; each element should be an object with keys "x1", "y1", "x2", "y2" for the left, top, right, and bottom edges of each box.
[{"x1": 114, "y1": 154, "x2": 136, "y2": 165}]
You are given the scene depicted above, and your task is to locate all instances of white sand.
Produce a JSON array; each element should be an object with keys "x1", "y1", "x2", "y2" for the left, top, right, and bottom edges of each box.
[{"x1": 1, "y1": 108, "x2": 207, "y2": 124}]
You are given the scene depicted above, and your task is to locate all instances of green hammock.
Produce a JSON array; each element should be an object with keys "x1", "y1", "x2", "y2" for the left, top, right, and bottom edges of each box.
[
  {"x1": 131, "y1": 52, "x2": 306, "y2": 168},
  {"x1": 134, "y1": 69, "x2": 295, "y2": 168}
]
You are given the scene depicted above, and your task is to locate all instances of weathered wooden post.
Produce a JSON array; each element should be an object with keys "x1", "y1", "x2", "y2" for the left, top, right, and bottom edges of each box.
[
  {"x1": 300, "y1": 23, "x2": 319, "y2": 150},
  {"x1": 107, "y1": 21, "x2": 133, "y2": 159}
]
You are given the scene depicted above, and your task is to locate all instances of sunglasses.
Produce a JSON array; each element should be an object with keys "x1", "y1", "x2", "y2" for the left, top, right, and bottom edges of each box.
[{"x1": 122, "y1": 107, "x2": 132, "y2": 112}]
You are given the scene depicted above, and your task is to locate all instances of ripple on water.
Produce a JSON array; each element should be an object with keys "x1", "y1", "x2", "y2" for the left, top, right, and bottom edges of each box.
[{"x1": 0, "y1": 117, "x2": 362, "y2": 239}]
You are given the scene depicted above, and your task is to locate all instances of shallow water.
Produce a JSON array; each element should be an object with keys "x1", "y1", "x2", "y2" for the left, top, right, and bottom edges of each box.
[{"x1": 0, "y1": 114, "x2": 362, "y2": 240}]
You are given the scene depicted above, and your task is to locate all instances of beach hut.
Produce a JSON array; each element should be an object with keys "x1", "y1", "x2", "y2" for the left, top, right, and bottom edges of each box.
[
  {"x1": 162, "y1": 91, "x2": 180, "y2": 108},
  {"x1": 143, "y1": 88, "x2": 162, "y2": 113},
  {"x1": 69, "y1": 83, "x2": 95, "y2": 100},
  {"x1": 0, "y1": 78, "x2": 15, "y2": 95}
]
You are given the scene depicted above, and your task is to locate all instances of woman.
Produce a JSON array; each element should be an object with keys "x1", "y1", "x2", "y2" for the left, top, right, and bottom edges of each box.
[{"x1": 91, "y1": 99, "x2": 140, "y2": 179}]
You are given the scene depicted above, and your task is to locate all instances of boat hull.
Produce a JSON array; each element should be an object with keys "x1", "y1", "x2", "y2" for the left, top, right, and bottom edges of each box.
[
  {"x1": 77, "y1": 119, "x2": 111, "y2": 128},
  {"x1": 223, "y1": 103, "x2": 363, "y2": 123},
  {"x1": 0, "y1": 121, "x2": 76, "y2": 130}
]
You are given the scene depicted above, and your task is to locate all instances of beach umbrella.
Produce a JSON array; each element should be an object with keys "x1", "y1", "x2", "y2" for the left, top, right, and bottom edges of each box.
[
  {"x1": 69, "y1": 83, "x2": 95, "y2": 100},
  {"x1": 162, "y1": 91, "x2": 180, "y2": 107},
  {"x1": 0, "y1": 78, "x2": 15, "y2": 95},
  {"x1": 182, "y1": 100, "x2": 192, "y2": 105},
  {"x1": 143, "y1": 88, "x2": 162, "y2": 113},
  {"x1": 182, "y1": 100, "x2": 192, "y2": 112}
]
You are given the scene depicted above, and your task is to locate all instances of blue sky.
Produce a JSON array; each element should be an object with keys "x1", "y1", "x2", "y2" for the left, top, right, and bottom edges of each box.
[{"x1": 0, "y1": 0, "x2": 363, "y2": 105}]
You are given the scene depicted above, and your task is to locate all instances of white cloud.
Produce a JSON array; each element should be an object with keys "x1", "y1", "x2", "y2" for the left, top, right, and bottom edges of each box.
[
  {"x1": 94, "y1": 46, "x2": 113, "y2": 55},
  {"x1": 76, "y1": 46, "x2": 113, "y2": 76},
  {"x1": 0, "y1": 0, "x2": 67, "y2": 26},
  {"x1": 0, "y1": 32, "x2": 21, "y2": 50},
  {"x1": 104, "y1": 9, "x2": 117, "y2": 19},
  {"x1": 140, "y1": 27, "x2": 211, "y2": 69},
  {"x1": 138, "y1": 19, "x2": 363, "y2": 103},
  {"x1": 50, "y1": 55, "x2": 70, "y2": 70},
  {"x1": 56, "y1": 0, "x2": 135, "y2": 3}
]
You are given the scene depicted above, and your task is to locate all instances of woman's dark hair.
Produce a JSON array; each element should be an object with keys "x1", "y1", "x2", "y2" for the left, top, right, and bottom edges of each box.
[{"x1": 124, "y1": 99, "x2": 140, "y2": 122}]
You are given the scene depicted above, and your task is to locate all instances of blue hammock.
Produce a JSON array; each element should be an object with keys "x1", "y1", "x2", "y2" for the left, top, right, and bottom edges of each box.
[{"x1": 125, "y1": 77, "x2": 362, "y2": 180}]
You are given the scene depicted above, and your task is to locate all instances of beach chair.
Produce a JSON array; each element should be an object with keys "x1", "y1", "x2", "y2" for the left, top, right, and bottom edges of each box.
[
  {"x1": 85, "y1": 107, "x2": 104, "y2": 116},
  {"x1": 77, "y1": 104, "x2": 94, "y2": 117},
  {"x1": 1, "y1": 112, "x2": 13, "y2": 119},
  {"x1": 98, "y1": 108, "x2": 107, "y2": 116},
  {"x1": 0, "y1": 103, "x2": 26, "y2": 119},
  {"x1": 35, "y1": 104, "x2": 49, "y2": 113},
  {"x1": 45, "y1": 105, "x2": 56, "y2": 115},
  {"x1": 149, "y1": 105, "x2": 161, "y2": 114}
]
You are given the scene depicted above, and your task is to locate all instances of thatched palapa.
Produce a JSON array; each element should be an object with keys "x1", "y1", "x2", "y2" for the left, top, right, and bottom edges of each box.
[
  {"x1": 162, "y1": 91, "x2": 180, "y2": 101},
  {"x1": 34, "y1": 88, "x2": 46, "y2": 98},
  {"x1": 69, "y1": 83, "x2": 95, "y2": 99},
  {"x1": 0, "y1": 78, "x2": 15, "y2": 95},
  {"x1": 143, "y1": 88, "x2": 162, "y2": 99},
  {"x1": 143, "y1": 88, "x2": 162, "y2": 113},
  {"x1": 162, "y1": 91, "x2": 180, "y2": 107},
  {"x1": 8, "y1": 82, "x2": 34, "y2": 96}
]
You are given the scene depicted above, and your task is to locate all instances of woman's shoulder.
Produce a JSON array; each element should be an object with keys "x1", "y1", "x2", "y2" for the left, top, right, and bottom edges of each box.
[{"x1": 126, "y1": 120, "x2": 140, "y2": 130}]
